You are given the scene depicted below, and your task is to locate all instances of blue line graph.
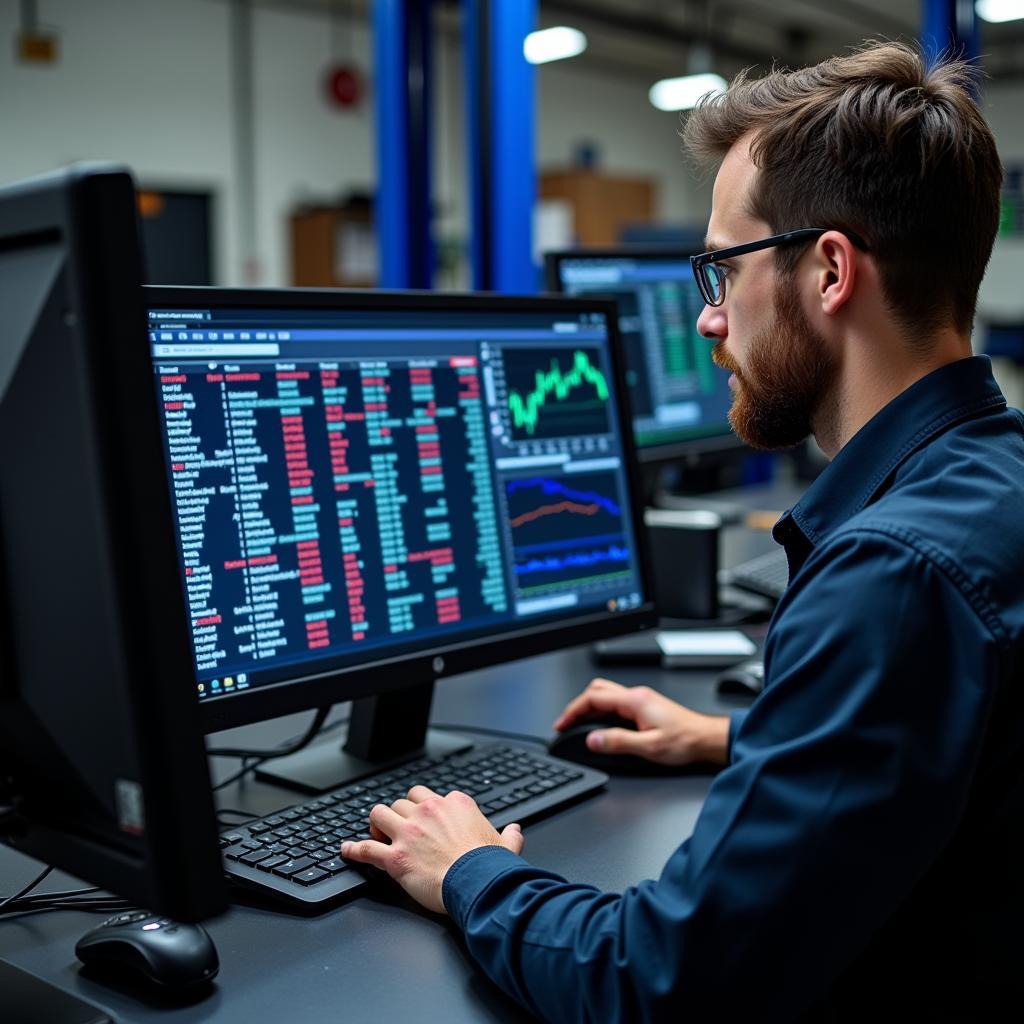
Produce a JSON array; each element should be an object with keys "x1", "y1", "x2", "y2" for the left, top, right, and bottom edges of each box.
[
  {"x1": 506, "y1": 477, "x2": 622, "y2": 518},
  {"x1": 516, "y1": 544, "x2": 631, "y2": 577},
  {"x1": 514, "y1": 532, "x2": 625, "y2": 556}
]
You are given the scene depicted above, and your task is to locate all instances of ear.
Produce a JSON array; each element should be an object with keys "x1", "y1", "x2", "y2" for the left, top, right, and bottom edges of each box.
[{"x1": 814, "y1": 231, "x2": 858, "y2": 317}]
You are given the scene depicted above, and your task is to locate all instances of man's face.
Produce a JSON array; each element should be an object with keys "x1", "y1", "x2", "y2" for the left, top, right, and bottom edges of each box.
[{"x1": 696, "y1": 140, "x2": 839, "y2": 450}]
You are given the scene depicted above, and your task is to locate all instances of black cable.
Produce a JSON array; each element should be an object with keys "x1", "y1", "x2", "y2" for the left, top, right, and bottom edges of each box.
[
  {"x1": 0, "y1": 898, "x2": 134, "y2": 921},
  {"x1": 212, "y1": 757, "x2": 261, "y2": 793},
  {"x1": 210, "y1": 707, "x2": 341, "y2": 792},
  {"x1": 13, "y1": 884, "x2": 101, "y2": 902},
  {"x1": 0, "y1": 863, "x2": 53, "y2": 909},
  {"x1": 207, "y1": 705, "x2": 331, "y2": 760},
  {"x1": 216, "y1": 808, "x2": 257, "y2": 821},
  {"x1": 431, "y1": 723, "x2": 549, "y2": 748}
]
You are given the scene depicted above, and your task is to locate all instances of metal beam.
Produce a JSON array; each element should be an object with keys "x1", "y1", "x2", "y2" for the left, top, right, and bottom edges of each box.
[
  {"x1": 465, "y1": 0, "x2": 537, "y2": 293},
  {"x1": 374, "y1": 0, "x2": 434, "y2": 288},
  {"x1": 921, "y1": 0, "x2": 979, "y2": 68}
]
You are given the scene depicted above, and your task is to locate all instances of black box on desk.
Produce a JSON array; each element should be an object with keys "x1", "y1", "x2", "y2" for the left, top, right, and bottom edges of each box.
[{"x1": 643, "y1": 508, "x2": 720, "y2": 620}]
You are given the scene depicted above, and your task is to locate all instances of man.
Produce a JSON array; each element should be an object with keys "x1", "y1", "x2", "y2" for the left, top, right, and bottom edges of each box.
[{"x1": 343, "y1": 41, "x2": 1024, "y2": 1020}]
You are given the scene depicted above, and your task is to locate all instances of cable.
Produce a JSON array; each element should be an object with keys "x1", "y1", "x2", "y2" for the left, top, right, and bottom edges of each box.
[
  {"x1": 431, "y1": 723, "x2": 549, "y2": 748},
  {"x1": 209, "y1": 706, "x2": 339, "y2": 792},
  {"x1": 216, "y1": 808, "x2": 257, "y2": 821},
  {"x1": 207, "y1": 705, "x2": 332, "y2": 760},
  {"x1": 0, "y1": 863, "x2": 53, "y2": 910},
  {"x1": 0, "y1": 897, "x2": 134, "y2": 921}
]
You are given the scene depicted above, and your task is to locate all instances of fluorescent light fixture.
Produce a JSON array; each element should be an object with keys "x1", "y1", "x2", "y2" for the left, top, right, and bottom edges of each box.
[
  {"x1": 976, "y1": 0, "x2": 1024, "y2": 22},
  {"x1": 649, "y1": 72, "x2": 728, "y2": 111},
  {"x1": 524, "y1": 26, "x2": 587, "y2": 65}
]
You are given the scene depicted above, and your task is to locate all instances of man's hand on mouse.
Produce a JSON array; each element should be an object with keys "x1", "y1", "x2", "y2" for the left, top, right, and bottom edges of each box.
[
  {"x1": 554, "y1": 678, "x2": 730, "y2": 767},
  {"x1": 341, "y1": 786, "x2": 524, "y2": 915}
]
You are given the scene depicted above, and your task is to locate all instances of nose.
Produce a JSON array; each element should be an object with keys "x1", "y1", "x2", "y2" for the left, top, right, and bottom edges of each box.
[{"x1": 696, "y1": 302, "x2": 726, "y2": 342}]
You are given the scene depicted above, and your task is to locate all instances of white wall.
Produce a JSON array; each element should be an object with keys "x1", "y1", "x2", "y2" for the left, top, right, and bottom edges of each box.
[
  {"x1": 1, "y1": 0, "x2": 1021, "y2": 305},
  {"x1": 536, "y1": 61, "x2": 714, "y2": 225},
  {"x1": 1, "y1": 0, "x2": 715, "y2": 288},
  {"x1": 0, "y1": 0, "x2": 238, "y2": 282}
]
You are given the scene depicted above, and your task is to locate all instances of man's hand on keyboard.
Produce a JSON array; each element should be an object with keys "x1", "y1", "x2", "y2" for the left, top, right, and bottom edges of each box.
[
  {"x1": 554, "y1": 678, "x2": 731, "y2": 767},
  {"x1": 340, "y1": 786, "x2": 524, "y2": 914}
]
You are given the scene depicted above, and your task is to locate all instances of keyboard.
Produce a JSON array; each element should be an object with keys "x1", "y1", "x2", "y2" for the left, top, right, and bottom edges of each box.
[
  {"x1": 220, "y1": 743, "x2": 606, "y2": 909},
  {"x1": 723, "y1": 548, "x2": 790, "y2": 601}
]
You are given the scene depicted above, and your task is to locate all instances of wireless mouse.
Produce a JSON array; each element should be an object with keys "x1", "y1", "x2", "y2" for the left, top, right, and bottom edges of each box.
[{"x1": 76, "y1": 911, "x2": 219, "y2": 990}]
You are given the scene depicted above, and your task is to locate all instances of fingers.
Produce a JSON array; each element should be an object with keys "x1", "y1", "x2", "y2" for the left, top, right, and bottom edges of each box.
[
  {"x1": 406, "y1": 785, "x2": 441, "y2": 803},
  {"x1": 554, "y1": 678, "x2": 633, "y2": 731},
  {"x1": 341, "y1": 838, "x2": 392, "y2": 869},
  {"x1": 368, "y1": 803, "x2": 405, "y2": 838},
  {"x1": 588, "y1": 726, "x2": 647, "y2": 756},
  {"x1": 499, "y1": 823, "x2": 524, "y2": 856}
]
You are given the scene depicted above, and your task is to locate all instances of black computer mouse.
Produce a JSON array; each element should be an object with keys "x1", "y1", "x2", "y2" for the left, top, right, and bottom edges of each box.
[
  {"x1": 76, "y1": 911, "x2": 219, "y2": 990},
  {"x1": 548, "y1": 714, "x2": 670, "y2": 776},
  {"x1": 715, "y1": 658, "x2": 766, "y2": 696}
]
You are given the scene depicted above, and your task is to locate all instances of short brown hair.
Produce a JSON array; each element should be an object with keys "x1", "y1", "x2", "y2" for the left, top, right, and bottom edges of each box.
[{"x1": 683, "y1": 41, "x2": 1003, "y2": 340}]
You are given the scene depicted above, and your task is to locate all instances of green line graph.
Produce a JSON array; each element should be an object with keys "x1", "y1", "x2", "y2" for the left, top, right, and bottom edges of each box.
[{"x1": 505, "y1": 349, "x2": 611, "y2": 441}]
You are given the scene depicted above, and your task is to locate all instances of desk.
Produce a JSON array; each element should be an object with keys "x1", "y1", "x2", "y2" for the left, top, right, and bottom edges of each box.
[
  {"x1": 1, "y1": 479, "x2": 803, "y2": 1021},
  {"x1": 0, "y1": 646, "x2": 756, "y2": 1023}
]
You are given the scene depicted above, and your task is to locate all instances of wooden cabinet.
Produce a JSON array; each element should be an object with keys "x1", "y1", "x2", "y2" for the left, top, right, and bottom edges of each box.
[
  {"x1": 539, "y1": 170, "x2": 656, "y2": 247},
  {"x1": 289, "y1": 206, "x2": 377, "y2": 288}
]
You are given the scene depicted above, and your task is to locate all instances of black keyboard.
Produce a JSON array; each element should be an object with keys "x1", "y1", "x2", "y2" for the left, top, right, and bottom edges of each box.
[
  {"x1": 724, "y1": 548, "x2": 790, "y2": 601},
  {"x1": 220, "y1": 744, "x2": 606, "y2": 909}
]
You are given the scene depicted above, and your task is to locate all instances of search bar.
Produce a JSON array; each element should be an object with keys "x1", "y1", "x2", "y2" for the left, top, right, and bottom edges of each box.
[{"x1": 151, "y1": 343, "x2": 280, "y2": 357}]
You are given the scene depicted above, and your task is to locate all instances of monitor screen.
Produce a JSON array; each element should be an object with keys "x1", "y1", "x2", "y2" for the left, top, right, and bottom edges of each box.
[
  {"x1": 144, "y1": 289, "x2": 654, "y2": 736},
  {"x1": 546, "y1": 251, "x2": 738, "y2": 461}
]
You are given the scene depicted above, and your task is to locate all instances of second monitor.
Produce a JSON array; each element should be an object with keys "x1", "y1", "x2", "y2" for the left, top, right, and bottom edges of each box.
[{"x1": 545, "y1": 249, "x2": 739, "y2": 465}]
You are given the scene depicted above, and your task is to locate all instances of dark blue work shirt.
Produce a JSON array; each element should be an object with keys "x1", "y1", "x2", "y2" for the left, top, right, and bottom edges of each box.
[{"x1": 442, "y1": 356, "x2": 1024, "y2": 1022}]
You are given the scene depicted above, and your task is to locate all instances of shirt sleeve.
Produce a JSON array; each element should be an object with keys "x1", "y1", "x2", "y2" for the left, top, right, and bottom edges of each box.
[
  {"x1": 727, "y1": 709, "x2": 748, "y2": 762},
  {"x1": 441, "y1": 527, "x2": 1002, "y2": 1023}
]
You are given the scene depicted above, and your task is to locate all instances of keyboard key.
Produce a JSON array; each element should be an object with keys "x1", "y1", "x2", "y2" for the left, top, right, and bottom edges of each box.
[
  {"x1": 271, "y1": 857, "x2": 316, "y2": 878},
  {"x1": 240, "y1": 849, "x2": 273, "y2": 865},
  {"x1": 295, "y1": 867, "x2": 330, "y2": 886},
  {"x1": 256, "y1": 855, "x2": 289, "y2": 872},
  {"x1": 318, "y1": 858, "x2": 348, "y2": 875}
]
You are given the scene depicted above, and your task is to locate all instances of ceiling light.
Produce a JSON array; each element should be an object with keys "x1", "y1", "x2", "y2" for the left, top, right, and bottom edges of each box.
[
  {"x1": 649, "y1": 73, "x2": 727, "y2": 112},
  {"x1": 975, "y1": 0, "x2": 1024, "y2": 21},
  {"x1": 524, "y1": 26, "x2": 587, "y2": 65}
]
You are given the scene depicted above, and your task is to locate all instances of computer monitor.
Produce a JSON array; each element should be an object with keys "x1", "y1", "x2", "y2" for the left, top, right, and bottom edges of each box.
[
  {"x1": 143, "y1": 286, "x2": 656, "y2": 792},
  {"x1": 545, "y1": 249, "x2": 740, "y2": 464},
  {"x1": 0, "y1": 166, "x2": 226, "y2": 924}
]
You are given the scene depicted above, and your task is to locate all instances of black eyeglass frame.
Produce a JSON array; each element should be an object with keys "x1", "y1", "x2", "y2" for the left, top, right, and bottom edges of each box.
[{"x1": 690, "y1": 227, "x2": 870, "y2": 307}]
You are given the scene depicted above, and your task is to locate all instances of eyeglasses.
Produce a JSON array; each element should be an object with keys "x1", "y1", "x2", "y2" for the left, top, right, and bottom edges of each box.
[{"x1": 690, "y1": 227, "x2": 870, "y2": 307}]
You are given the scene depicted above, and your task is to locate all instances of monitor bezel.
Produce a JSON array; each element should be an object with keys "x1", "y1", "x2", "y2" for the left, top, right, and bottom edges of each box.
[
  {"x1": 544, "y1": 248, "x2": 745, "y2": 465},
  {"x1": 0, "y1": 166, "x2": 225, "y2": 922},
  {"x1": 143, "y1": 285, "x2": 658, "y2": 735}
]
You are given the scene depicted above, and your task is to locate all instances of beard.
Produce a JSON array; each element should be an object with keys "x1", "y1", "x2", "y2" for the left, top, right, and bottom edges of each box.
[{"x1": 712, "y1": 282, "x2": 838, "y2": 451}]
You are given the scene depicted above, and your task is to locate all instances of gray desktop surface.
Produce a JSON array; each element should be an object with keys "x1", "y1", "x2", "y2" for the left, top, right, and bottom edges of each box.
[
  {"x1": 0, "y1": 482, "x2": 798, "y2": 1023},
  {"x1": 0, "y1": 649, "x2": 754, "y2": 1023}
]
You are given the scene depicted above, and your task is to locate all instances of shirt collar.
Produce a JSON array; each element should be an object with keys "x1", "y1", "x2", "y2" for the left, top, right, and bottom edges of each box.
[{"x1": 772, "y1": 356, "x2": 1006, "y2": 559}]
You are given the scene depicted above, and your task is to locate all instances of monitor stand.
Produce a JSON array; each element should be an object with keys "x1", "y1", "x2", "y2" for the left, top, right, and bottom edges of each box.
[
  {"x1": 255, "y1": 680, "x2": 471, "y2": 795},
  {"x1": 0, "y1": 961, "x2": 112, "y2": 1024},
  {"x1": 647, "y1": 459, "x2": 748, "y2": 526}
]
